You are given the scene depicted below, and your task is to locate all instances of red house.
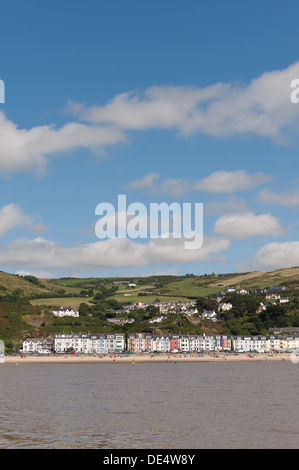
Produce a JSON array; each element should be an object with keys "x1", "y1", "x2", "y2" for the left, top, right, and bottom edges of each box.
[{"x1": 169, "y1": 335, "x2": 181, "y2": 351}]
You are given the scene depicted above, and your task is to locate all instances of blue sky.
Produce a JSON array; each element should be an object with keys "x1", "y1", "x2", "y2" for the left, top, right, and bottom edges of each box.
[{"x1": 1, "y1": 0, "x2": 299, "y2": 277}]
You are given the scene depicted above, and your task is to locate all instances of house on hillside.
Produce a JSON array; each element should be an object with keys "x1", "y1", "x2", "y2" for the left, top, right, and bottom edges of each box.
[
  {"x1": 201, "y1": 310, "x2": 218, "y2": 322},
  {"x1": 266, "y1": 293, "x2": 281, "y2": 301},
  {"x1": 218, "y1": 302, "x2": 233, "y2": 312},
  {"x1": 223, "y1": 287, "x2": 236, "y2": 294},
  {"x1": 51, "y1": 307, "x2": 79, "y2": 317},
  {"x1": 253, "y1": 288, "x2": 267, "y2": 295},
  {"x1": 256, "y1": 302, "x2": 267, "y2": 313},
  {"x1": 236, "y1": 289, "x2": 249, "y2": 295},
  {"x1": 269, "y1": 286, "x2": 286, "y2": 292},
  {"x1": 149, "y1": 316, "x2": 166, "y2": 323},
  {"x1": 107, "y1": 318, "x2": 135, "y2": 324}
]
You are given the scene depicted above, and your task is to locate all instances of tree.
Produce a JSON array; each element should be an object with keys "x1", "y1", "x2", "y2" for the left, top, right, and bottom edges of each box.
[
  {"x1": 196, "y1": 297, "x2": 218, "y2": 312},
  {"x1": 145, "y1": 305, "x2": 160, "y2": 318},
  {"x1": 79, "y1": 302, "x2": 91, "y2": 317}
]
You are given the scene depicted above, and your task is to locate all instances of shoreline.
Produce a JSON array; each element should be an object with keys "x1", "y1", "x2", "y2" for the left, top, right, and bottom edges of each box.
[{"x1": 2, "y1": 352, "x2": 293, "y2": 364}]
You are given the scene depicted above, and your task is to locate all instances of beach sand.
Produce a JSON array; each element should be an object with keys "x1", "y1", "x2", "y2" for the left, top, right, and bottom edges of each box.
[{"x1": 3, "y1": 352, "x2": 292, "y2": 364}]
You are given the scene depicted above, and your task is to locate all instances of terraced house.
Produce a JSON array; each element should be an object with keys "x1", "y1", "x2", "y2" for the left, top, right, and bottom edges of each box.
[
  {"x1": 127, "y1": 333, "x2": 153, "y2": 352},
  {"x1": 54, "y1": 333, "x2": 125, "y2": 353},
  {"x1": 152, "y1": 335, "x2": 171, "y2": 352},
  {"x1": 232, "y1": 335, "x2": 299, "y2": 353},
  {"x1": 22, "y1": 333, "x2": 299, "y2": 355},
  {"x1": 22, "y1": 338, "x2": 53, "y2": 354},
  {"x1": 180, "y1": 335, "x2": 206, "y2": 352}
]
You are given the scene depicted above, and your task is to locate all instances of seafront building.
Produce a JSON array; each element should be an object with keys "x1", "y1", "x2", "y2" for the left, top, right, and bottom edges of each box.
[
  {"x1": 21, "y1": 333, "x2": 299, "y2": 354},
  {"x1": 127, "y1": 333, "x2": 232, "y2": 353},
  {"x1": 232, "y1": 335, "x2": 299, "y2": 353},
  {"x1": 152, "y1": 335, "x2": 171, "y2": 352},
  {"x1": 54, "y1": 333, "x2": 125, "y2": 353},
  {"x1": 127, "y1": 333, "x2": 154, "y2": 352},
  {"x1": 22, "y1": 338, "x2": 53, "y2": 354}
]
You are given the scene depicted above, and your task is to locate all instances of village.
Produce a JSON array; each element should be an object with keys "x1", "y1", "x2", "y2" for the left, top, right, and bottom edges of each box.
[
  {"x1": 21, "y1": 329, "x2": 299, "y2": 356},
  {"x1": 18, "y1": 283, "x2": 299, "y2": 356},
  {"x1": 49, "y1": 284, "x2": 291, "y2": 325}
]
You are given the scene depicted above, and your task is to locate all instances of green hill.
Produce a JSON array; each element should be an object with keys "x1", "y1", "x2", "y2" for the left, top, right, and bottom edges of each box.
[{"x1": 1, "y1": 267, "x2": 299, "y2": 351}]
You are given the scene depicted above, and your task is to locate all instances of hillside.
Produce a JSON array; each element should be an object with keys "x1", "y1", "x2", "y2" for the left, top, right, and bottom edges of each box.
[{"x1": 1, "y1": 266, "x2": 299, "y2": 350}]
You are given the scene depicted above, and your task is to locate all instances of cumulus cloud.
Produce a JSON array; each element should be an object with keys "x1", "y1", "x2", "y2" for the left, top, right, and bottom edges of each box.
[
  {"x1": 204, "y1": 197, "x2": 252, "y2": 216},
  {"x1": 0, "y1": 111, "x2": 126, "y2": 174},
  {"x1": 1, "y1": 61, "x2": 299, "y2": 175},
  {"x1": 0, "y1": 203, "x2": 48, "y2": 237},
  {"x1": 256, "y1": 188, "x2": 299, "y2": 209},
  {"x1": 0, "y1": 235, "x2": 230, "y2": 273},
  {"x1": 126, "y1": 170, "x2": 271, "y2": 197},
  {"x1": 193, "y1": 170, "x2": 272, "y2": 194},
  {"x1": 252, "y1": 240, "x2": 299, "y2": 270},
  {"x1": 213, "y1": 212, "x2": 284, "y2": 239},
  {"x1": 126, "y1": 172, "x2": 160, "y2": 190},
  {"x1": 68, "y1": 61, "x2": 299, "y2": 140}
]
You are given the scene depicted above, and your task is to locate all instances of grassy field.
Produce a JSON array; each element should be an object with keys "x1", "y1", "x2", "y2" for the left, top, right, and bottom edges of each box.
[
  {"x1": 26, "y1": 267, "x2": 299, "y2": 307},
  {"x1": 112, "y1": 293, "x2": 193, "y2": 303},
  {"x1": 30, "y1": 297, "x2": 94, "y2": 308},
  {"x1": 152, "y1": 277, "x2": 221, "y2": 298},
  {"x1": 0, "y1": 271, "x2": 52, "y2": 297},
  {"x1": 207, "y1": 267, "x2": 299, "y2": 290},
  {"x1": 2, "y1": 267, "x2": 299, "y2": 302}
]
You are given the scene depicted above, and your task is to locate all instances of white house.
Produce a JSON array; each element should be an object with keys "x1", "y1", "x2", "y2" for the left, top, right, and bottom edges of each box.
[
  {"x1": 107, "y1": 318, "x2": 135, "y2": 324},
  {"x1": 232, "y1": 336, "x2": 253, "y2": 352},
  {"x1": 149, "y1": 316, "x2": 166, "y2": 323},
  {"x1": 22, "y1": 338, "x2": 53, "y2": 354},
  {"x1": 201, "y1": 310, "x2": 218, "y2": 321},
  {"x1": 152, "y1": 335, "x2": 171, "y2": 352},
  {"x1": 218, "y1": 302, "x2": 233, "y2": 312},
  {"x1": 223, "y1": 287, "x2": 236, "y2": 294},
  {"x1": 256, "y1": 302, "x2": 267, "y2": 314},
  {"x1": 51, "y1": 307, "x2": 79, "y2": 317},
  {"x1": 54, "y1": 333, "x2": 125, "y2": 353},
  {"x1": 180, "y1": 335, "x2": 205, "y2": 352},
  {"x1": 232, "y1": 335, "x2": 273, "y2": 353}
]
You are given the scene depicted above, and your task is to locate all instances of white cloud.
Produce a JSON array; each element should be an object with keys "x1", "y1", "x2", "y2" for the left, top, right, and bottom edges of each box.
[
  {"x1": 69, "y1": 61, "x2": 299, "y2": 141},
  {"x1": 126, "y1": 170, "x2": 271, "y2": 197},
  {"x1": 193, "y1": 170, "x2": 272, "y2": 194},
  {"x1": 126, "y1": 172, "x2": 160, "y2": 190},
  {"x1": 16, "y1": 269, "x2": 55, "y2": 279},
  {"x1": 1, "y1": 61, "x2": 299, "y2": 175},
  {"x1": 0, "y1": 111, "x2": 126, "y2": 174},
  {"x1": 0, "y1": 203, "x2": 48, "y2": 237},
  {"x1": 256, "y1": 188, "x2": 299, "y2": 209},
  {"x1": 0, "y1": 235, "x2": 230, "y2": 273},
  {"x1": 117, "y1": 269, "x2": 180, "y2": 277},
  {"x1": 213, "y1": 212, "x2": 284, "y2": 239},
  {"x1": 252, "y1": 240, "x2": 299, "y2": 270},
  {"x1": 204, "y1": 197, "x2": 252, "y2": 216}
]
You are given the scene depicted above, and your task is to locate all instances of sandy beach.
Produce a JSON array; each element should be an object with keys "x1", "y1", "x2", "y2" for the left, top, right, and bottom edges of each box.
[{"x1": 2, "y1": 352, "x2": 293, "y2": 364}]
